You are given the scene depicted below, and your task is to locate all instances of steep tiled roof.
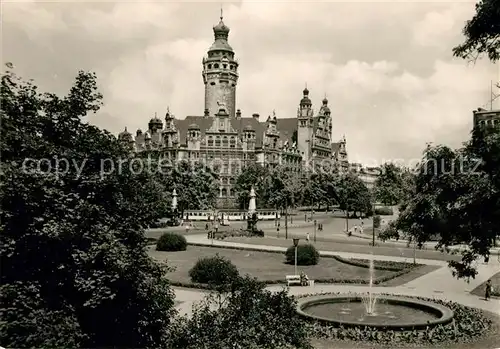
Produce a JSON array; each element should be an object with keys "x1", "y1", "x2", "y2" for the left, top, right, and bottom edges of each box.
[
  {"x1": 276, "y1": 118, "x2": 297, "y2": 145},
  {"x1": 331, "y1": 142, "x2": 340, "y2": 154},
  {"x1": 173, "y1": 116, "x2": 269, "y2": 147}
]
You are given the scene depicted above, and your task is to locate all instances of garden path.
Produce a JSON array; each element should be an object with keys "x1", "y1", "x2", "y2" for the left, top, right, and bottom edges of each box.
[{"x1": 173, "y1": 234, "x2": 500, "y2": 317}]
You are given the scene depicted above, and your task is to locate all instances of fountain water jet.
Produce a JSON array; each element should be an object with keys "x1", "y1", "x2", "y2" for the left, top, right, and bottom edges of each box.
[{"x1": 361, "y1": 254, "x2": 378, "y2": 315}]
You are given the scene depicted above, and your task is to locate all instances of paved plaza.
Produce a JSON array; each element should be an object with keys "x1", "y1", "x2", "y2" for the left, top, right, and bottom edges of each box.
[{"x1": 173, "y1": 234, "x2": 500, "y2": 318}]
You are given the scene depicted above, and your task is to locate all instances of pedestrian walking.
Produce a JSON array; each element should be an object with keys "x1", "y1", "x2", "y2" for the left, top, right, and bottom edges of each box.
[
  {"x1": 306, "y1": 232, "x2": 310, "y2": 242},
  {"x1": 485, "y1": 279, "x2": 492, "y2": 300},
  {"x1": 484, "y1": 254, "x2": 489, "y2": 264}
]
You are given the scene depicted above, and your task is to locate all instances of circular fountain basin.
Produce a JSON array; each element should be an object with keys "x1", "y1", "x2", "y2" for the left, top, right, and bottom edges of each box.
[{"x1": 297, "y1": 294, "x2": 454, "y2": 330}]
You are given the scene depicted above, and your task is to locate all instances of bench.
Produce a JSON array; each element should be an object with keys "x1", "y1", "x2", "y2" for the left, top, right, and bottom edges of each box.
[{"x1": 286, "y1": 275, "x2": 301, "y2": 286}]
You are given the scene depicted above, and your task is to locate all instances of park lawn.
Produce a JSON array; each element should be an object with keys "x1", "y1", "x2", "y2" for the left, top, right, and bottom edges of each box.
[
  {"x1": 470, "y1": 271, "x2": 500, "y2": 299},
  {"x1": 149, "y1": 246, "x2": 407, "y2": 286},
  {"x1": 223, "y1": 236, "x2": 463, "y2": 262}
]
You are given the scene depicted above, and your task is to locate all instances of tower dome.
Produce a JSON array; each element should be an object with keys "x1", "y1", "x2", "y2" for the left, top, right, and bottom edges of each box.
[
  {"x1": 118, "y1": 127, "x2": 132, "y2": 141},
  {"x1": 300, "y1": 87, "x2": 312, "y2": 106},
  {"x1": 213, "y1": 13, "x2": 230, "y2": 38}
]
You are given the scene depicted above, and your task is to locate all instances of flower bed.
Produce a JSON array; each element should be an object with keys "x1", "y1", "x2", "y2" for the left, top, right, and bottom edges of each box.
[
  {"x1": 297, "y1": 292, "x2": 496, "y2": 347},
  {"x1": 332, "y1": 255, "x2": 422, "y2": 271}
]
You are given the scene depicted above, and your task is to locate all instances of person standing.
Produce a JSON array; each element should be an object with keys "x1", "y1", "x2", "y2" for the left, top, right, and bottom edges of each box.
[
  {"x1": 306, "y1": 232, "x2": 310, "y2": 242},
  {"x1": 485, "y1": 279, "x2": 492, "y2": 301}
]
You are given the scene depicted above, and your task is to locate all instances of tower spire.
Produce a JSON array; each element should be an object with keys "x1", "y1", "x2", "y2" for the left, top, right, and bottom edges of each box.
[{"x1": 220, "y1": 5, "x2": 223, "y2": 21}]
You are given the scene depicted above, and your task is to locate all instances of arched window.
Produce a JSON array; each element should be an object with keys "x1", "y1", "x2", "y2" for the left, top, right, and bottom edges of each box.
[
  {"x1": 208, "y1": 136, "x2": 213, "y2": 146},
  {"x1": 214, "y1": 63, "x2": 219, "y2": 69},
  {"x1": 222, "y1": 136, "x2": 228, "y2": 147},
  {"x1": 208, "y1": 64, "x2": 212, "y2": 69},
  {"x1": 215, "y1": 136, "x2": 221, "y2": 147},
  {"x1": 221, "y1": 188, "x2": 227, "y2": 197}
]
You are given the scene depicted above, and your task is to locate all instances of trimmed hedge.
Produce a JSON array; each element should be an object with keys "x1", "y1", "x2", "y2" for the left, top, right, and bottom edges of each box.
[
  {"x1": 156, "y1": 232, "x2": 187, "y2": 251},
  {"x1": 189, "y1": 254, "x2": 239, "y2": 286},
  {"x1": 285, "y1": 244, "x2": 320, "y2": 266},
  {"x1": 170, "y1": 267, "x2": 412, "y2": 290}
]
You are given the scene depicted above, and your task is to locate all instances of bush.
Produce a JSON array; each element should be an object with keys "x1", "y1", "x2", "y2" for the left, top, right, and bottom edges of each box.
[
  {"x1": 285, "y1": 244, "x2": 319, "y2": 266},
  {"x1": 373, "y1": 215, "x2": 381, "y2": 229},
  {"x1": 374, "y1": 206, "x2": 393, "y2": 215},
  {"x1": 189, "y1": 254, "x2": 239, "y2": 286},
  {"x1": 156, "y1": 232, "x2": 187, "y2": 251}
]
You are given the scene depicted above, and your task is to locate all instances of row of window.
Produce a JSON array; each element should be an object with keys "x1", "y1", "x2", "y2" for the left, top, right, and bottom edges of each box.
[
  {"x1": 477, "y1": 119, "x2": 499, "y2": 127},
  {"x1": 206, "y1": 63, "x2": 237, "y2": 71},
  {"x1": 208, "y1": 51, "x2": 234, "y2": 59}
]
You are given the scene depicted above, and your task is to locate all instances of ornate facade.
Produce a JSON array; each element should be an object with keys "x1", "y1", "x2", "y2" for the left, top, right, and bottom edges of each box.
[{"x1": 118, "y1": 14, "x2": 349, "y2": 208}]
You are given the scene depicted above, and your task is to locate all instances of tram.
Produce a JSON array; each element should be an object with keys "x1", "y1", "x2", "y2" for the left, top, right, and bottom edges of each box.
[{"x1": 183, "y1": 210, "x2": 280, "y2": 222}]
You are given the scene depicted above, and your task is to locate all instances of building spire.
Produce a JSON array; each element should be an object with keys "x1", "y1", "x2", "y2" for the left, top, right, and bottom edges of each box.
[{"x1": 220, "y1": 4, "x2": 223, "y2": 21}]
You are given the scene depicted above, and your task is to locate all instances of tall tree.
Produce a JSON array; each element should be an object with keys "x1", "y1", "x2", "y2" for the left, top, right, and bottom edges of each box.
[
  {"x1": 373, "y1": 163, "x2": 403, "y2": 206},
  {"x1": 160, "y1": 160, "x2": 219, "y2": 215},
  {"x1": 0, "y1": 66, "x2": 175, "y2": 348},
  {"x1": 267, "y1": 166, "x2": 302, "y2": 210},
  {"x1": 395, "y1": 129, "x2": 500, "y2": 278},
  {"x1": 336, "y1": 173, "x2": 372, "y2": 217},
  {"x1": 453, "y1": 0, "x2": 500, "y2": 62},
  {"x1": 234, "y1": 163, "x2": 271, "y2": 209}
]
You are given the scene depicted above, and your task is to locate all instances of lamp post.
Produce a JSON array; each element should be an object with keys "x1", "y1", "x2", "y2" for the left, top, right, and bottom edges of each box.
[
  {"x1": 372, "y1": 202, "x2": 376, "y2": 247},
  {"x1": 293, "y1": 238, "x2": 300, "y2": 276},
  {"x1": 213, "y1": 222, "x2": 218, "y2": 246},
  {"x1": 285, "y1": 199, "x2": 289, "y2": 240},
  {"x1": 313, "y1": 220, "x2": 317, "y2": 243}
]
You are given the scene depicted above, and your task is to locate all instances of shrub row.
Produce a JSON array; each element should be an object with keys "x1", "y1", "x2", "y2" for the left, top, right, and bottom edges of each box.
[
  {"x1": 170, "y1": 267, "x2": 411, "y2": 289},
  {"x1": 332, "y1": 255, "x2": 421, "y2": 271}
]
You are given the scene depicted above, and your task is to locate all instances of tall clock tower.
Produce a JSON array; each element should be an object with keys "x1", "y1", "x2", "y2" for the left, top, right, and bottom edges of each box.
[{"x1": 202, "y1": 12, "x2": 239, "y2": 118}]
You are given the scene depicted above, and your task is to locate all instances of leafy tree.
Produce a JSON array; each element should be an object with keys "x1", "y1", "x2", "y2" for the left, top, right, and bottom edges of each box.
[
  {"x1": 267, "y1": 166, "x2": 302, "y2": 210},
  {"x1": 0, "y1": 66, "x2": 175, "y2": 348},
  {"x1": 234, "y1": 163, "x2": 271, "y2": 209},
  {"x1": 300, "y1": 173, "x2": 325, "y2": 208},
  {"x1": 373, "y1": 163, "x2": 403, "y2": 205},
  {"x1": 168, "y1": 276, "x2": 312, "y2": 349},
  {"x1": 453, "y1": 0, "x2": 500, "y2": 62},
  {"x1": 395, "y1": 128, "x2": 500, "y2": 278},
  {"x1": 159, "y1": 160, "x2": 218, "y2": 216},
  {"x1": 336, "y1": 173, "x2": 373, "y2": 217}
]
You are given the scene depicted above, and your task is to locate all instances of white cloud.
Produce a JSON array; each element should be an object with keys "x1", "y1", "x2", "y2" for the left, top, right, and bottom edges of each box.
[{"x1": 3, "y1": 1, "x2": 498, "y2": 164}]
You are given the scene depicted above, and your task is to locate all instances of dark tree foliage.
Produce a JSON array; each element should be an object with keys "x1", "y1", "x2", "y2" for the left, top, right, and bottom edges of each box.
[
  {"x1": 395, "y1": 127, "x2": 500, "y2": 279},
  {"x1": 453, "y1": 0, "x2": 500, "y2": 62},
  {"x1": 336, "y1": 172, "x2": 372, "y2": 216},
  {"x1": 234, "y1": 163, "x2": 271, "y2": 209},
  {"x1": 374, "y1": 163, "x2": 404, "y2": 205},
  {"x1": 0, "y1": 66, "x2": 175, "y2": 348},
  {"x1": 168, "y1": 276, "x2": 313, "y2": 349},
  {"x1": 160, "y1": 160, "x2": 219, "y2": 214}
]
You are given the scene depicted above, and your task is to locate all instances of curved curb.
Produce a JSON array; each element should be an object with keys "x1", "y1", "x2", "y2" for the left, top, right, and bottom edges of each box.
[{"x1": 296, "y1": 293, "x2": 454, "y2": 331}]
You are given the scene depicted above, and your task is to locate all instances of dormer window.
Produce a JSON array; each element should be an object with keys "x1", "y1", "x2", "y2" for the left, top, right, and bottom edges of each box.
[{"x1": 214, "y1": 63, "x2": 219, "y2": 69}]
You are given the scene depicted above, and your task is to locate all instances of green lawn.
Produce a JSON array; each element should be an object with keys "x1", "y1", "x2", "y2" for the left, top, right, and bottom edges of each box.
[
  {"x1": 470, "y1": 271, "x2": 500, "y2": 299},
  {"x1": 148, "y1": 246, "x2": 421, "y2": 286},
  {"x1": 223, "y1": 236, "x2": 464, "y2": 262}
]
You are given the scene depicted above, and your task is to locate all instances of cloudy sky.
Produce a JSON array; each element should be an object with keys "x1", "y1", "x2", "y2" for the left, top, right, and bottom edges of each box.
[{"x1": 3, "y1": 0, "x2": 499, "y2": 164}]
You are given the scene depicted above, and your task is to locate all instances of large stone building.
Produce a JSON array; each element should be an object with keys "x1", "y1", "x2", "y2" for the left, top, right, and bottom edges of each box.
[
  {"x1": 118, "y1": 14, "x2": 349, "y2": 208},
  {"x1": 473, "y1": 107, "x2": 500, "y2": 129}
]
